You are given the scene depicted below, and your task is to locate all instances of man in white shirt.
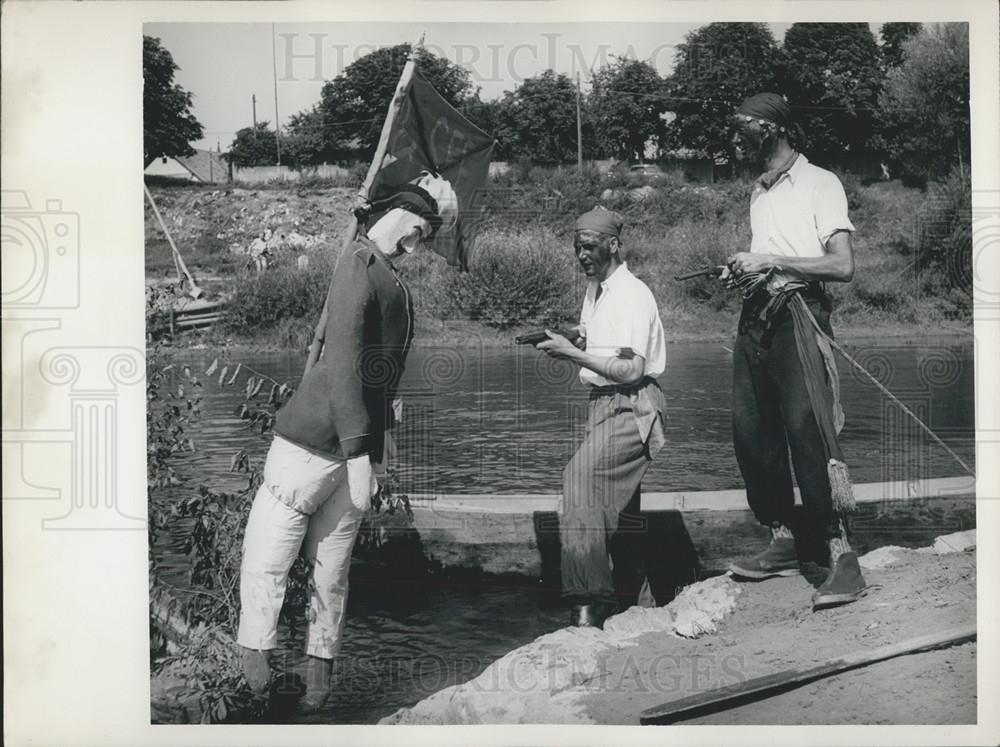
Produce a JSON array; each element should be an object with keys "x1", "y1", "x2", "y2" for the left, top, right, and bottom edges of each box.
[
  {"x1": 537, "y1": 206, "x2": 667, "y2": 628},
  {"x1": 724, "y1": 92, "x2": 866, "y2": 610}
]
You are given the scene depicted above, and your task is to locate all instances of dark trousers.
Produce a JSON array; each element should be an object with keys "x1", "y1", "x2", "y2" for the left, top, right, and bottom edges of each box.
[
  {"x1": 560, "y1": 389, "x2": 652, "y2": 606},
  {"x1": 732, "y1": 294, "x2": 843, "y2": 539}
]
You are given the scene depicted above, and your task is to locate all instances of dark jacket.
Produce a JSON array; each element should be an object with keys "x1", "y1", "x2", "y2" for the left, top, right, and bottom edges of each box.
[{"x1": 274, "y1": 237, "x2": 414, "y2": 461}]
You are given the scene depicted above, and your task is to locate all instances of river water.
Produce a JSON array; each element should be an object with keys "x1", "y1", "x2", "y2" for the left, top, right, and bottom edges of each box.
[
  {"x1": 174, "y1": 338, "x2": 975, "y2": 496},
  {"x1": 154, "y1": 338, "x2": 976, "y2": 723}
]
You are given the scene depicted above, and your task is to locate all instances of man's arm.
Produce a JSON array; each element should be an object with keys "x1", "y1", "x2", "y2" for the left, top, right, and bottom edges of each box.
[
  {"x1": 536, "y1": 331, "x2": 646, "y2": 385},
  {"x1": 727, "y1": 230, "x2": 854, "y2": 283}
]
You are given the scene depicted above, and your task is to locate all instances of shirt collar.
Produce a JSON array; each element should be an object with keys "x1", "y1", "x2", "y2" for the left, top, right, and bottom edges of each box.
[
  {"x1": 596, "y1": 261, "x2": 628, "y2": 291},
  {"x1": 783, "y1": 152, "x2": 808, "y2": 185}
]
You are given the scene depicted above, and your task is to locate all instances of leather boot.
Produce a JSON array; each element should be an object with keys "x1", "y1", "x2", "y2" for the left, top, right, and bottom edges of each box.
[
  {"x1": 299, "y1": 655, "x2": 334, "y2": 712},
  {"x1": 728, "y1": 537, "x2": 800, "y2": 579},
  {"x1": 240, "y1": 647, "x2": 272, "y2": 695},
  {"x1": 812, "y1": 551, "x2": 866, "y2": 609}
]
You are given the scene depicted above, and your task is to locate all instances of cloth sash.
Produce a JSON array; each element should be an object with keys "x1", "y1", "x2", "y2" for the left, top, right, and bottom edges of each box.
[{"x1": 787, "y1": 292, "x2": 856, "y2": 513}]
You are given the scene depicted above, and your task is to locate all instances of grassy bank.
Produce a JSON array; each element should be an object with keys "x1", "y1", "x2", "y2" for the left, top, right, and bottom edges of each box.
[{"x1": 145, "y1": 165, "x2": 972, "y2": 350}]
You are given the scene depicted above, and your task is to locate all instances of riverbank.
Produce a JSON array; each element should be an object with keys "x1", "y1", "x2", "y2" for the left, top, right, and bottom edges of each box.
[
  {"x1": 382, "y1": 531, "x2": 976, "y2": 725},
  {"x1": 145, "y1": 170, "x2": 972, "y2": 350}
]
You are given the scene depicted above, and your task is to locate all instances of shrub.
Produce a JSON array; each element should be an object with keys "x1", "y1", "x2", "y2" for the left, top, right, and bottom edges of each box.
[
  {"x1": 223, "y1": 251, "x2": 335, "y2": 335},
  {"x1": 651, "y1": 216, "x2": 749, "y2": 314},
  {"x1": 482, "y1": 163, "x2": 605, "y2": 230},
  {"x1": 409, "y1": 227, "x2": 580, "y2": 329},
  {"x1": 912, "y1": 167, "x2": 971, "y2": 270}
]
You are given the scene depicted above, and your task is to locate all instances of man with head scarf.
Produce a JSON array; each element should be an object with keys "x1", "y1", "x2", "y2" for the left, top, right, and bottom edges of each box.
[
  {"x1": 237, "y1": 172, "x2": 458, "y2": 711},
  {"x1": 725, "y1": 92, "x2": 866, "y2": 609},
  {"x1": 537, "y1": 206, "x2": 667, "y2": 628}
]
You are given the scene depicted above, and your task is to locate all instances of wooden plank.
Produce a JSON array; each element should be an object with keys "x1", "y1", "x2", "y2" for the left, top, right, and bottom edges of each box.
[
  {"x1": 639, "y1": 625, "x2": 977, "y2": 725},
  {"x1": 144, "y1": 183, "x2": 204, "y2": 298},
  {"x1": 174, "y1": 315, "x2": 222, "y2": 329},
  {"x1": 405, "y1": 476, "x2": 974, "y2": 514}
]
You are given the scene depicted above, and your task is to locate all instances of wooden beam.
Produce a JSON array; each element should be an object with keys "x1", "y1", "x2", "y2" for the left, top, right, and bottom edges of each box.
[
  {"x1": 639, "y1": 625, "x2": 977, "y2": 725},
  {"x1": 144, "y1": 183, "x2": 204, "y2": 299},
  {"x1": 404, "y1": 476, "x2": 974, "y2": 514}
]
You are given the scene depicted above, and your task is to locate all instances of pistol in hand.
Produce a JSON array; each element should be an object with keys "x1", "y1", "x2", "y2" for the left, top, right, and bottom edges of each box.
[{"x1": 515, "y1": 327, "x2": 581, "y2": 346}]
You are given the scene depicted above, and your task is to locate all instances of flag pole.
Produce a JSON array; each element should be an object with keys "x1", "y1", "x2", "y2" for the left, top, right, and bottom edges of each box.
[
  {"x1": 576, "y1": 73, "x2": 583, "y2": 169},
  {"x1": 303, "y1": 33, "x2": 426, "y2": 374}
]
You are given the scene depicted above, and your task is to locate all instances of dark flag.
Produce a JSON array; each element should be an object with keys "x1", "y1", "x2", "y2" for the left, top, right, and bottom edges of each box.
[{"x1": 366, "y1": 69, "x2": 495, "y2": 270}]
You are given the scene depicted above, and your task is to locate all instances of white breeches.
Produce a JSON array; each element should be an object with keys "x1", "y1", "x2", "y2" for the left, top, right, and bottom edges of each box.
[{"x1": 237, "y1": 435, "x2": 365, "y2": 659}]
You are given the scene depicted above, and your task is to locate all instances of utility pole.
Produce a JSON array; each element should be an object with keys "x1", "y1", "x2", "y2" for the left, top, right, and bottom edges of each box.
[
  {"x1": 251, "y1": 94, "x2": 258, "y2": 140},
  {"x1": 272, "y1": 22, "x2": 282, "y2": 166},
  {"x1": 576, "y1": 73, "x2": 583, "y2": 169}
]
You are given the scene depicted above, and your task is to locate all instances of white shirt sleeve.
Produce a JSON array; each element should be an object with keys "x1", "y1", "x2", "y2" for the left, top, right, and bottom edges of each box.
[
  {"x1": 813, "y1": 173, "x2": 856, "y2": 246},
  {"x1": 623, "y1": 291, "x2": 655, "y2": 359}
]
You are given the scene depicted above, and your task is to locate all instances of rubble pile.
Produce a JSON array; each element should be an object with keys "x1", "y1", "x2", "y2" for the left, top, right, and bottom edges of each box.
[{"x1": 144, "y1": 186, "x2": 356, "y2": 264}]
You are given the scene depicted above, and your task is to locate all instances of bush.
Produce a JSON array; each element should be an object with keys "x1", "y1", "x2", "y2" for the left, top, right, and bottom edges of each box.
[
  {"x1": 409, "y1": 227, "x2": 580, "y2": 329},
  {"x1": 832, "y1": 169, "x2": 865, "y2": 213},
  {"x1": 483, "y1": 163, "x2": 605, "y2": 229},
  {"x1": 223, "y1": 252, "x2": 335, "y2": 335},
  {"x1": 912, "y1": 167, "x2": 971, "y2": 271},
  {"x1": 846, "y1": 271, "x2": 909, "y2": 313},
  {"x1": 650, "y1": 215, "x2": 749, "y2": 314}
]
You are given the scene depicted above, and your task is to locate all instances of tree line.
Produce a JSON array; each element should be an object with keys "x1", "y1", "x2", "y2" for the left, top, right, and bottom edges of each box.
[{"x1": 144, "y1": 22, "x2": 969, "y2": 187}]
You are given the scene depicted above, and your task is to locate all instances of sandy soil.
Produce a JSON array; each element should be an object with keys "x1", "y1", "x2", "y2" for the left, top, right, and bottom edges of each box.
[
  {"x1": 579, "y1": 549, "x2": 976, "y2": 725},
  {"x1": 687, "y1": 642, "x2": 976, "y2": 725}
]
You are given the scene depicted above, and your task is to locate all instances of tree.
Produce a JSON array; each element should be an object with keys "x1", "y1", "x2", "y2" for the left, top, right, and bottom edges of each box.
[
  {"x1": 460, "y1": 97, "x2": 503, "y2": 140},
  {"x1": 779, "y1": 23, "x2": 882, "y2": 164},
  {"x1": 143, "y1": 35, "x2": 204, "y2": 165},
  {"x1": 281, "y1": 108, "x2": 333, "y2": 167},
  {"x1": 876, "y1": 23, "x2": 970, "y2": 186},
  {"x1": 226, "y1": 122, "x2": 278, "y2": 168},
  {"x1": 880, "y1": 22, "x2": 922, "y2": 70},
  {"x1": 590, "y1": 57, "x2": 666, "y2": 162},
  {"x1": 494, "y1": 71, "x2": 582, "y2": 165},
  {"x1": 663, "y1": 23, "x2": 781, "y2": 161},
  {"x1": 314, "y1": 44, "x2": 475, "y2": 159}
]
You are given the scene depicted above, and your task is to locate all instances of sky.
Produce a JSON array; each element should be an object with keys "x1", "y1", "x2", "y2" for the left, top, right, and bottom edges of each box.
[{"x1": 145, "y1": 21, "x2": 883, "y2": 152}]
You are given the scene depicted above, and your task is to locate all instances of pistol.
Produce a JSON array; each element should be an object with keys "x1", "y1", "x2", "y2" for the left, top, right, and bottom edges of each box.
[
  {"x1": 674, "y1": 265, "x2": 726, "y2": 281},
  {"x1": 515, "y1": 327, "x2": 580, "y2": 345}
]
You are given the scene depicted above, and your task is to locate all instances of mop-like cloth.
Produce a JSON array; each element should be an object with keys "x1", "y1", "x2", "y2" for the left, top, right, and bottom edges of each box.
[{"x1": 788, "y1": 292, "x2": 856, "y2": 514}]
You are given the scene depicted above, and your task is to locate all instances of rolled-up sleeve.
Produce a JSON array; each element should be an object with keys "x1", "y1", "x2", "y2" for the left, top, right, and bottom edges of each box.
[
  {"x1": 813, "y1": 173, "x2": 856, "y2": 245},
  {"x1": 623, "y1": 292, "x2": 656, "y2": 359}
]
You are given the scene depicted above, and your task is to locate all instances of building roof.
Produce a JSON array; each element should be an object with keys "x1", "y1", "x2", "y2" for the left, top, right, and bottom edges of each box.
[{"x1": 175, "y1": 149, "x2": 229, "y2": 183}]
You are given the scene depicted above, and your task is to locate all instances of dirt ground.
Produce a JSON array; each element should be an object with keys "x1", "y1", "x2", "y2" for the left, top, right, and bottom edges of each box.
[
  {"x1": 579, "y1": 549, "x2": 976, "y2": 725},
  {"x1": 687, "y1": 642, "x2": 976, "y2": 725}
]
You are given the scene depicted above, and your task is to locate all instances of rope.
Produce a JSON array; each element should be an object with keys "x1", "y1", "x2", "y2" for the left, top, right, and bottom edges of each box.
[{"x1": 797, "y1": 303, "x2": 975, "y2": 477}]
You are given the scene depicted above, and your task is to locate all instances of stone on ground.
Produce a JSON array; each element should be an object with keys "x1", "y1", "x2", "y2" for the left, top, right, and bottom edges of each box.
[{"x1": 931, "y1": 529, "x2": 976, "y2": 554}]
